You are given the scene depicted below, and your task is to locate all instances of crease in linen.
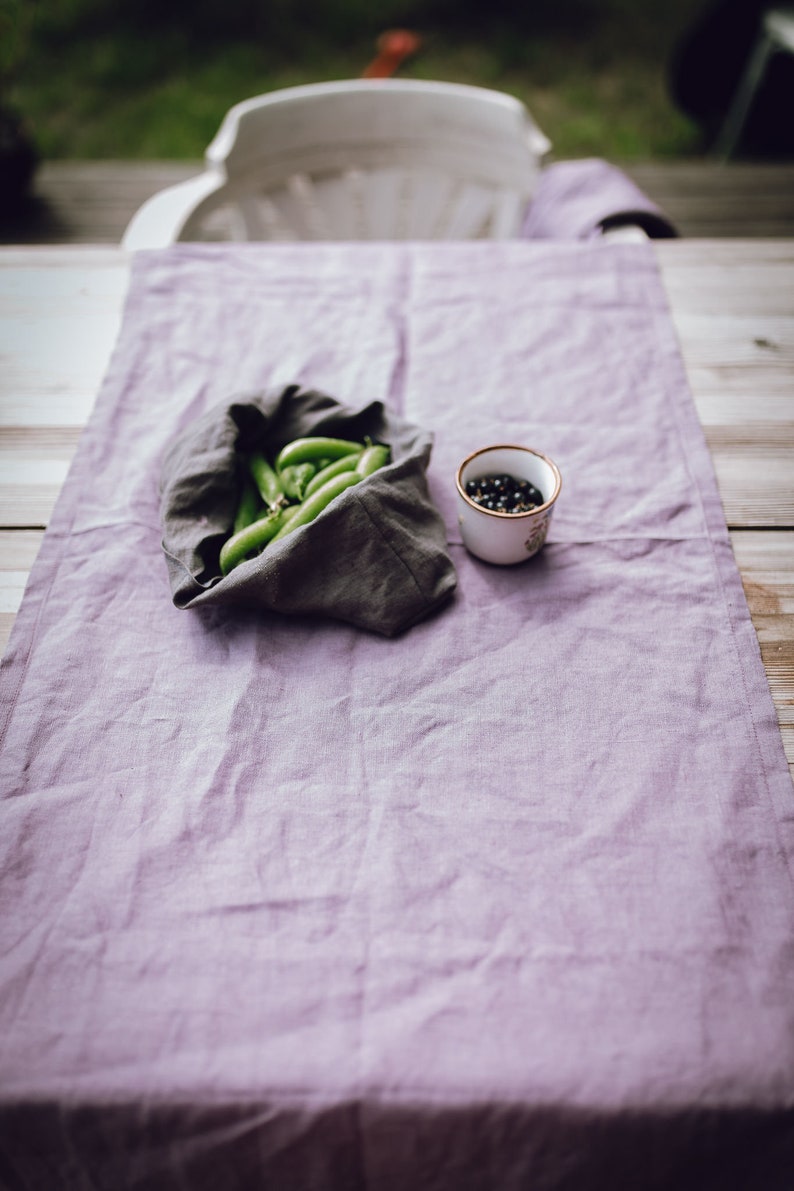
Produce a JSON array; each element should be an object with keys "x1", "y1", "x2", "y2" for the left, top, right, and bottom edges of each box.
[{"x1": 0, "y1": 242, "x2": 792, "y2": 1190}]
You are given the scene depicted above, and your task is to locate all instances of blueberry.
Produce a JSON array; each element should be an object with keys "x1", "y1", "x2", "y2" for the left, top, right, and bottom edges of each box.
[{"x1": 467, "y1": 471, "x2": 545, "y2": 513}]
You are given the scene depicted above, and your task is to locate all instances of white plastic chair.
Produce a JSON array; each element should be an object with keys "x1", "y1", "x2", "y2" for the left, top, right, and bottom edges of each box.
[
  {"x1": 714, "y1": 6, "x2": 794, "y2": 158},
  {"x1": 122, "y1": 79, "x2": 551, "y2": 248}
]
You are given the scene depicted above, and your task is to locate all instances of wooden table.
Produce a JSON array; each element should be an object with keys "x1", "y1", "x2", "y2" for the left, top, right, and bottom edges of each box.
[
  {"x1": 1, "y1": 242, "x2": 792, "y2": 782},
  {"x1": 8, "y1": 161, "x2": 794, "y2": 243}
]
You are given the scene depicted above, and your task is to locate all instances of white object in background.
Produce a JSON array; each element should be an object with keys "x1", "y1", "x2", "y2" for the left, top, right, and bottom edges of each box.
[
  {"x1": 122, "y1": 79, "x2": 551, "y2": 248},
  {"x1": 600, "y1": 224, "x2": 650, "y2": 243},
  {"x1": 456, "y1": 444, "x2": 563, "y2": 566},
  {"x1": 714, "y1": 6, "x2": 794, "y2": 159}
]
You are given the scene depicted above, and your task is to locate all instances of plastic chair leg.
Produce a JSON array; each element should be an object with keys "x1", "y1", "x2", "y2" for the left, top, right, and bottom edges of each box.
[{"x1": 713, "y1": 29, "x2": 775, "y2": 159}]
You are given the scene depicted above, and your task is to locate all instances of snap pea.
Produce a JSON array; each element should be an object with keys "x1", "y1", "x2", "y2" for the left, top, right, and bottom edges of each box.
[
  {"x1": 269, "y1": 471, "x2": 361, "y2": 544},
  {"x1": 303, "y1": 452, "x2": 362, "y2": 498},
  {"x1": 233, "y1": 478, "x2": 263, "y2": 534},
  {"x1": 248, "y1": 451, "x2": 286, "y2": 511},
  {"x1": 220, "y1": 432, "x2": 390, "y2": 568},
  {"x1": 220, "y1": 506, "x2": 297, "y2": 575},
  {"x1": 275, "y1": 436, "x2": 366, "y2": 472},
  {"x1": 356, "y1": 443, "x2": 391, "y2": 477},
  {"x1": 279, "y1": 462, "x2": 315, "y2": 501}
]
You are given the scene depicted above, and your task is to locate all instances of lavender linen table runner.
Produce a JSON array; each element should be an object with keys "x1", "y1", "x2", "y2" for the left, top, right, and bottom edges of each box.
[
  {"x1": 1, "y1": 243, "x2": 792, "y2": 1189},
  {"x1": 522, "y1": 158, "x2": 678, "y2": 240}
]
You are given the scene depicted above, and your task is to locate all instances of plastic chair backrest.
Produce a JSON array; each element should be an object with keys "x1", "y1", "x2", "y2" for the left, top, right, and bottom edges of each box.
[{"x1": 122, "y1": 80, "x2": 551, "y2": 247}]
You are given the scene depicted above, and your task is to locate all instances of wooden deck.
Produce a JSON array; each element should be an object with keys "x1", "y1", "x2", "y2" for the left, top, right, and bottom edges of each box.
[{"x1": 1, "y1": 159, "x2": 794, "y2": 244}]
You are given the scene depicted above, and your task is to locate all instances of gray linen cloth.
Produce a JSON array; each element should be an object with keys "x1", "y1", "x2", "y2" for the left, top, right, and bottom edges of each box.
[{"x1": 160, "y1": 386, "x2": 457, "y2": 636}]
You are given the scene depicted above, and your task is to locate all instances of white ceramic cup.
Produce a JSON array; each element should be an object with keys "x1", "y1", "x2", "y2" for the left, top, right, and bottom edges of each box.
[{"x1": 455, "y1": 444, "x2": 562, "y2": 565}]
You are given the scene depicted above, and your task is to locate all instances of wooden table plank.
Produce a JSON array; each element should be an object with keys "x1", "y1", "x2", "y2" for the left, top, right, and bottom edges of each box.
[
  {"x1": 656, "y1": 240, "x2": 794, "y2": 532},
  {"x1": 0, "y1": 247, "x2": 127, "y2": 430},
  {"x1": 0, "y1": 529, "x2": 44, "y2": 654},
  {"x1": 0, "y1": 429, "x2": 82, "y2": 526},
  {"x1": 711, "y1": 454, "x2": 794, "y2": 527},
  {"x1": 730, "y1": 529, "x2": 794, "y2": 608},
  {"x1": 5, "y1": 161, "x2": 794, "y2": 245},
  {"x1": 626, "y1": 164, "x2": 794, "y2": 239},
  {"x1": 732, "y1": 529, "x2": 794, "y2": 771}
]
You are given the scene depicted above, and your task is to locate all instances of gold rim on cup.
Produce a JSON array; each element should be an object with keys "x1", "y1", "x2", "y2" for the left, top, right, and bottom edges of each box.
[{"x1": 455, "y1": 444, "x2": 562, "y2": 518}]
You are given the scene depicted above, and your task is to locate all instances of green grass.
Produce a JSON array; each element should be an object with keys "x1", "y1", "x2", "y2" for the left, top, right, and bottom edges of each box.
[{"x1": 5, "y1": 3, "x2": 704, "y2": 161}]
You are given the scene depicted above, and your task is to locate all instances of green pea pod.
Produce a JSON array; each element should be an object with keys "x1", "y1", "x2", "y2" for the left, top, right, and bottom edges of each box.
[
  {"x1": 269, "y1": 471, "x2": 361, "y2": 544},
  {"x1": 303, "y1": 452, "x2": 362, "y2": 499},
  {"x1": 356, "y1": 443, "x2": 391, "y2": 477},
  {"x1": 280, "y1": 462, "x2": 315, "y2": 501},
  {"x1": 275, "y1": 436, "x2": 365, "y2": 472},
  {"x1": 233, "y1": 479, "x2": 263, "y2": 534},
  {"x1": 220, "y1": 506, "x2": 296, "y2": 575},
  {"x1": 248, "y1": 451, "x2": 286, "y2": 511}
]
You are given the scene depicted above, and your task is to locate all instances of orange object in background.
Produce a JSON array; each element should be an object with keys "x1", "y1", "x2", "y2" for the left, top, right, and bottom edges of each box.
[{"x1": 361, "y1": 29, "x2": 422, "y2": 78}]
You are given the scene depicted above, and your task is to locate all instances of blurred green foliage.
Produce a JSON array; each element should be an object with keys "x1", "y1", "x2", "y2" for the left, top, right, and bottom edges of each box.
[
  {"x1": 7, "y1": 0, "x2": 706, "y2": 159},
  {"x1": 0, "y1": 0, "x2": 32, "y2": 82}
]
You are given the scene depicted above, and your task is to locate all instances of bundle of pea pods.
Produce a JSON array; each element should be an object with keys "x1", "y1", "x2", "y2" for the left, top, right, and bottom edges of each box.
[{"x1": 220, "y1": 435, "x2": 391, "y2": 575}]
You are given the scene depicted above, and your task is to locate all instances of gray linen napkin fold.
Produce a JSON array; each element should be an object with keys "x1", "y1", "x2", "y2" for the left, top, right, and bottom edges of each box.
[{"x1": 160, "y1": 385, "x2": 457, "y2": 636}]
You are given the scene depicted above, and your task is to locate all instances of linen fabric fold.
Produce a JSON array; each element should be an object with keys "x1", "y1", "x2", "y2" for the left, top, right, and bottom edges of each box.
[{"x1": 160, "y1": 386, "x2": 457, "y2": 636}]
